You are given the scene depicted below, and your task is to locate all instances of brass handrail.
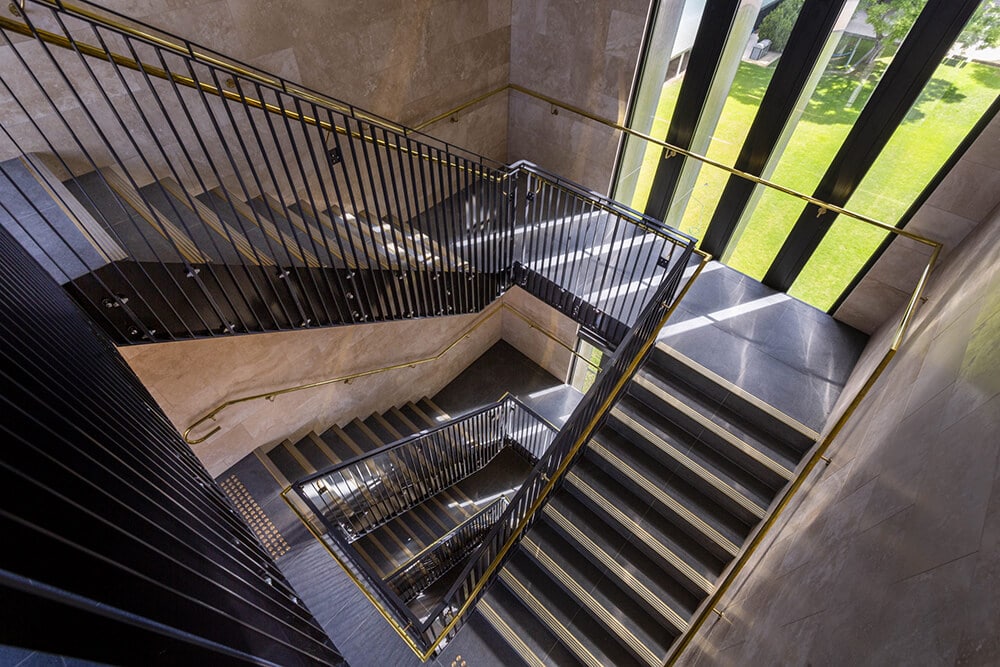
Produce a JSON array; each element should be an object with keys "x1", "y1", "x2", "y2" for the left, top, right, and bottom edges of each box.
[
  {"x1": 412, "y1": 84, "x2": 942, "y2": 252},
  {"x1": 182, "y1": 301, "x2": 599, "y2": 445}
]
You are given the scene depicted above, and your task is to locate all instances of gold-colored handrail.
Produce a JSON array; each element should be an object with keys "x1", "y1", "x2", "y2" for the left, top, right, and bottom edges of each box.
[
  {"x1": 182, "y1": 301, "x2": 599, "y2": 445},
  {"x1": 412, "y1": 84, "x2": 942, "y2": 252}
]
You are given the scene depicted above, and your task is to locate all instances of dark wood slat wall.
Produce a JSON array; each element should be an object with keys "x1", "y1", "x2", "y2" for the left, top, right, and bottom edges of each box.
[{"x1": 0, "y1": 224, "x2": 345, "y2": 666}]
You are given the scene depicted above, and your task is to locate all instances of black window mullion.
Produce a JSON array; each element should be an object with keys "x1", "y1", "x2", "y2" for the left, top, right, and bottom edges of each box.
[
  {"x1": 643, "y1": 0, "x2": 742, "y2": 220},
  {"x1": 763, "y1": 0, "x2": 983, "y2": 292},
  {"x1": 700, "y1": 0, "x2": 849, "y2": 257}
]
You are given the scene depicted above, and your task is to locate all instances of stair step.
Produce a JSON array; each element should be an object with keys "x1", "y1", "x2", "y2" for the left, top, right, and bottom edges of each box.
[
  {"x1": 610, "y1": 399, "x2": 770, "y2": 523},
  {"x1": 385, "y1": 405, "x2": 422, "y2": 438},
  {"x1": 420, "y1": 396, "x2": 451, "y2": 422},
  {"x1": 522, "y1": 526, "x2": 667, "y2": 666},
  {"x1": 158, "y1": 178, "x2": 275, "y2": 266},
  {"x1": 195, "y1": 188, "x2": 304, "y2": 266},
  {"x1": 480, "y1": 584, "x2": 578, "y2": 666},
  {"x1": 596, "y1": 426, "x2": 749, "y2": 545},
  {"x1": 652, "y1": 342, "x2": 819, "y2": 452},
  {"x1": 294, "y1": 200, "x2": 388, "y2": 270},
  {"x1": 201, "y1": 189, "x2": 319, "y2": 267},
  {"x1": 476, "y1": 599, "x2": 546, "y2": 667},
  {"x1": 99, "y1": 167, "x2": 209, "y2": 263},
  {"x1": 631, "y1": 371, "x2": 794, "y2": 483},
  {"x1": 402, "y1": 401, "x2": 436, "y2": 430},
  {"x1": 360, "y1": 414, "x2": 395, "y2": 447},
  {"x1": 256, "y1": 194, "x2": 346, "y2": 268},
  {"x1": 501, "y1": 555, "x2": 643, "y2": 667},
  {"x1": 566, "y1": 464, "x2": 717, "y2": 597},
  {"x1": 266, "y1": 439, "x2": 309, "y2": 482},
  {"x1": 543, "y1": 497, "x2": 693, "y2": 635},
  {"x1": 344, "y1": 418, "x2": 383, "y2": 452},
  {"x1": 293, "y1": 432, "x2": 339, "y2": 472},
  {"x1": 588, "y1": 435, "x2": 741, "y2": 559},
  {"x1": 317, "y1": 424, "x2": 365, "y2": 462}
]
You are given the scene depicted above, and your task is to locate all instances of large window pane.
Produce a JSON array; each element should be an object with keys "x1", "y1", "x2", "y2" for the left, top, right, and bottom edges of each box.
[
  {"x1": 616, "y1": 0, "x2": 707, "y2": 208},
  {"x1": 726, "y1": 0, "x2": 930, "y2": 279},
  {"x1": 790, "y1": 40, "x2": 1000, "y2": 309}
]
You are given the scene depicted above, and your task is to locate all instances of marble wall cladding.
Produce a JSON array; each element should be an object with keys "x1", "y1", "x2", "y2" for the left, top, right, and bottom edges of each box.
[
  {"x1": 120, "y1": 305, "x2": 503, "y2": 477},
  {"x1": 118, "y1": 288, "x2": 581, "y2": 477},
  {"x1": 836, "y1": 112, "x2": 1000, "y2": 334},
  {"x1": 507, "y1": 0, "x2": 649, "y2": 193},
  {"x1": 501, "y1": 286, "x2": 579, "y2": 382},
  {"x1": 676, "y1": 202, "x2": 1000, "y2": 666},
  {"x1": 2, "y1": 0, "x2": 510, "y2": 172}
]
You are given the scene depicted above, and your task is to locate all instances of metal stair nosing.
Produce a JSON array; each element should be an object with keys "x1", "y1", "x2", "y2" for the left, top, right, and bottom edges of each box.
[
  {"x1": 632, "y1": 373, "x2": 795, "y2": 481},
  {"x1": 522, "y1": 536, "x2": 662, "y2": 667},
  {"x1": 209, "y1": 187, "x2": 321, "y2": 267},
  {"x1": 160, "y1": 177, "x2": 275, "y2": 266},
  {"x1": 567, "y1": 472, "x2": 714, "y2": 596},
  {"x1": 478, "y1": 599, "x2": 547, "y2": 667},
  {"x1": 260, "y1": 192, "x2": 350, "y2": 268},
  {"x1": 499, "y1": 569, "x2": 605, "y2": 667},
  {"x1": 543, "y1": 504, "x2": 688, "y2": 635},
  {"x1": 101, "y1": 166, "x2": 209, "y2": 264},
  {"x1": 299, "y1": 198, "x2": 392, "y2": 270},
  {"x1": 589, "y1": 438, "x2": 739, "y2": 558},
  {"x1": 611, "y1": 408, "x2": 767, "y2": 522},
  {"x1": 653, "y1": 342, "x2": 821, "y2": 443}
]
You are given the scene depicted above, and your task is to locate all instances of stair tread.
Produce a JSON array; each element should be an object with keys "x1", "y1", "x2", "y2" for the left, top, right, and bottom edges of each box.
[
  {"x1": 196, "y1": 189, "x2": 307, "y2": 267},
  {"x1": 502, "y1": 556, "x2": 643, "y2": 667},
  {"x1": 591, "y1": 428, "x2": 750, "y2": 549},
  {"x1": 523, "y1": 527, "x2": 669, "y2": 666},
  {"x1": 653, "y1": 342, "x2": 819, "y2": 444},
  {"x1": 481, "y1": 584, "x2": 580, "y2": 666},
  {"x1": 631, "y1": 371, "x2": 795, "y2": 480},
  {"x1": 544, "y1": 496, "x2": 696, "y2": 633},
  {"x1": 611, "y1": 398, "x2": 771, "y2": 519},
  {"x1": 567, "y1": 463, "x2": 719, "y2": 596}
]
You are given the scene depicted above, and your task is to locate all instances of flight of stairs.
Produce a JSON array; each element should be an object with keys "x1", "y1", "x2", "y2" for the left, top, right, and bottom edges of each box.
[
  {"x1": 53, "y1": 167, "x2": 481, "y2": 340},
  {"x1": 259, "y1": 396, "x2": 451, "y2": 488},
  {"x1": 466, "y1": 341, "x2": 820, "y2": 666}
]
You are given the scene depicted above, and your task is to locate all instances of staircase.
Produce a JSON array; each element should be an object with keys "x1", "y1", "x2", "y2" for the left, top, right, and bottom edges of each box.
[
  {"x1": 259, "y1": 396, "x2": 451, "y2": 487},
  {"x1": 465, "y1": 341, "x2": 819, "y2": 665}
]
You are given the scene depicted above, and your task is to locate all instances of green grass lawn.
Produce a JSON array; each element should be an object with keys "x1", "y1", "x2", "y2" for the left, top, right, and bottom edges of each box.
[{"x1": 631, "y1": 57, "x2": 1000, "y2": 311}]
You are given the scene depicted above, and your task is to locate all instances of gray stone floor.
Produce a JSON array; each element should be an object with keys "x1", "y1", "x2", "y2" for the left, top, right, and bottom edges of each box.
[{"x1": 660, "y1": 261, "x2": 868, "y2": 430}]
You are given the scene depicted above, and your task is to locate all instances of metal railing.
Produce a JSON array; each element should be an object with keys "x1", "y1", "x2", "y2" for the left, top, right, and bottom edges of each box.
[
  {"x1": 2, "y1": 0, "x2": 508, "y2": 344},
  {"x1": 1, "y1": 1, "x2": 695, "y2": 351},
  {"x1": 294, "y1": 395, "x2": 555, "y2": 542},
  {"x1": 291, "y1": 394, "x2": 562, "y2": 655},
  {"x1": 384, "y1": 496, "x2": 509, "y2": 606}
]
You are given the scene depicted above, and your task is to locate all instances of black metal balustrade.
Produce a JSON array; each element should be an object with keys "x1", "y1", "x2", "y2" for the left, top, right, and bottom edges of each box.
[
  {"x1": 1, "y1": 0, "x2": 694, "y2": 350},
  {"x1": 292, "y1": 396, "x2": 558, "y2": 650},
  {"x1": 384, "y1": 496, "x2": 509, "y2": 607},
  {"x1": 296, "y1": 396, "x2": 555, "y2": 542}
]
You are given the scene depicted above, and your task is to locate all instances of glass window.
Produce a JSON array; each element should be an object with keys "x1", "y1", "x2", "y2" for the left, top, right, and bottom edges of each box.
[
  {"x1": 790, "y1": 3, "x2": 1000, "y2": 309},
  {"x1": 725, "y1": 0, "x2": 930, "y2": 280}
]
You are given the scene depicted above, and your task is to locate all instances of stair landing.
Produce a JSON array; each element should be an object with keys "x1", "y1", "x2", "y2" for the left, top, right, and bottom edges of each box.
[{"x1": 660, "y1": 261, "x2": 868, "y2": 432}]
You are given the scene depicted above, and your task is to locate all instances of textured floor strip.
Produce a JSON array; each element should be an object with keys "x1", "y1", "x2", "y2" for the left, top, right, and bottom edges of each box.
[{"x1": 220, "y1": 474, "x2": 291, "y2": 560}]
